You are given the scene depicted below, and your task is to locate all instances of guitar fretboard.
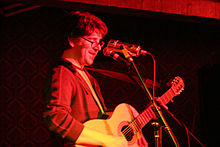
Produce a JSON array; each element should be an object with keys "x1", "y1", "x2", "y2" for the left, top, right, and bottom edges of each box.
[
  {"x1": 129, "y1": 88, "x2": 176, "y2": 131},
  {"x1": 158, "y1": 88, "x2": 175, "y2": 105}
]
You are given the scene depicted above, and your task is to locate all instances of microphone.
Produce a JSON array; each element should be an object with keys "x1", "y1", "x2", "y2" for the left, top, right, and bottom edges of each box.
[
  {"x1": 103, "y1": 47, "x2": 130, "y2": 65},
  {"x1": 105, "y1": 39, "x2": 149, "y2": 57},
  {"x1": 103, "y1": 47, "x2": 119, "y2": 60}
]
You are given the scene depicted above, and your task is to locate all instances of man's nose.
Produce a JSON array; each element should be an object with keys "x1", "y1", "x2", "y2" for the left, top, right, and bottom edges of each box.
[{"x1": 93, "y1": 44, "x2": 102, "y2": 51}]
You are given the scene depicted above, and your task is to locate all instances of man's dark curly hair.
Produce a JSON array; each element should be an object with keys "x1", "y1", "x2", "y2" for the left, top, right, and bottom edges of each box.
[{"x1": 65, "y1": 11, "x2": 108, "y2": 39}]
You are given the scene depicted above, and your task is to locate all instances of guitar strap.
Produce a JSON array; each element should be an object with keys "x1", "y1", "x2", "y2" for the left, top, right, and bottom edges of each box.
[
  {"x1": 78, "y1": 69, "x2": 106, "y2": 115},
  {"x1": 63, "y1": 58, "x2": 106, "y2": 115}
]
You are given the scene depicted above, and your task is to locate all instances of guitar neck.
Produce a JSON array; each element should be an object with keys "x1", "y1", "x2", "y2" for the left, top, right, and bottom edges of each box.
[
  {"x1": 132, "y1": 88, "x2": 176, "y2": 130},
  {"x1": 157, "y1": 88, "x2": 176, "y2": 105},
  {"x1": 135, "y1": 104, "x2": 157, "y2": 129}
]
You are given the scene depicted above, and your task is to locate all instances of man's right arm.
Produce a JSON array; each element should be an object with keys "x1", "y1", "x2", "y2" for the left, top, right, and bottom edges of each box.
[{"x1": 75, "y1": 127, "x2": 127, "y2": 147}]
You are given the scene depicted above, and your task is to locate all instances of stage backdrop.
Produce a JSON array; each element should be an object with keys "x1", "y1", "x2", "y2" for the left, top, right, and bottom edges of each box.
[{"x1": 1, "y1": 7, "x2": 219, "y2": 146}]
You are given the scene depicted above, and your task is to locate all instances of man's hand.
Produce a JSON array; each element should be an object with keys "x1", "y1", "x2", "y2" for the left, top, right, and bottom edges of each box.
[{"x1": 75, "y1": 127, "x2": 128, "y2": 147}]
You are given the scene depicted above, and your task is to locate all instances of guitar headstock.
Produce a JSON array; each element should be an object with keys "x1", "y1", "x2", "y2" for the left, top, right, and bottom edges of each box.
[{"x1": 171, "y1": 76, "x2": 185, "y2": 95}]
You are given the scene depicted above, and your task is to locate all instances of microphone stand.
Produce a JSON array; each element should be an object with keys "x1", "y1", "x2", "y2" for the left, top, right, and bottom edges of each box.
[
  {"x1": 158, "y1": 104, "x2": 206, "y2": 147},
  {"x1": 121, "y1": 47, "x2": 180, "y2": 147},
  {"x1": 152, "y1": 121, "x2": 162, "y2": 147}
]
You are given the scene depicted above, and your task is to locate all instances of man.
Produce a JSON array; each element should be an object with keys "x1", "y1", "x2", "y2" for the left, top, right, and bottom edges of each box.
[{"x1": 43, "y1": 11, "x2": 127, "y2": 146}]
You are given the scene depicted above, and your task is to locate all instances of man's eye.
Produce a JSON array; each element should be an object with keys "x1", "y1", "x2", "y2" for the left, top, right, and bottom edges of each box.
[{"x1": 88, "y1": 38, "x2": 98, "y2": 42}]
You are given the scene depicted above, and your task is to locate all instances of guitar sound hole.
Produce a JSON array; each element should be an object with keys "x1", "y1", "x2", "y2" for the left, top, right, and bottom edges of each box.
[{"x1": 121, "y1": 125, "x2": 134, "y2": 141}]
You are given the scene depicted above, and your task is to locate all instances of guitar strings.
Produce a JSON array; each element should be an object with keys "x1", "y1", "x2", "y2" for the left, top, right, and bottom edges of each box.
[
  {"x1": 121, "y1": 108, "x2": 156, "y2": 137},
  {"x1": 121, "y1": 121, "x2": 136, "y2": 138},
  {"x1": 121, "y1": 116, "x2": 142, "y2": 137},
  {"x1": 122, "y1": 80, "x2": 183, "y2": 139},
  {"x1": 122, "y1": 116, "x2": 143, "y2": 137}
]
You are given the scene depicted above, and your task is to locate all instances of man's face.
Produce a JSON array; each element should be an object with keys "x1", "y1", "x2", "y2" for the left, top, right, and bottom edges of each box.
[{"x1": 75, "y1": 31, "x2": 103, "y2": 66}]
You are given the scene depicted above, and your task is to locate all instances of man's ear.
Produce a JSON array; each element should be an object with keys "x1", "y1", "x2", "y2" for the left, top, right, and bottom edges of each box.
[{"x1": 68, "y1": 37, "x2": 74, "y2": 48}]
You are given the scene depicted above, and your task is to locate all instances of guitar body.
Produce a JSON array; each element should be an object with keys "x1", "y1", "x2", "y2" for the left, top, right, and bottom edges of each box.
[
  {"x1": 82, "y1": 76, "x2": 184, "y2": 147},
  {"x1": 84, "y1": 103, "x2": 148, "y2": 147}
]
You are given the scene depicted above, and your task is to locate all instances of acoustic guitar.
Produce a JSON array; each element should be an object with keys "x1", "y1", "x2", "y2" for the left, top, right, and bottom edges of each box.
[{"x1": 82, "y1": 76, "x2": 184, "y2": 146}]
